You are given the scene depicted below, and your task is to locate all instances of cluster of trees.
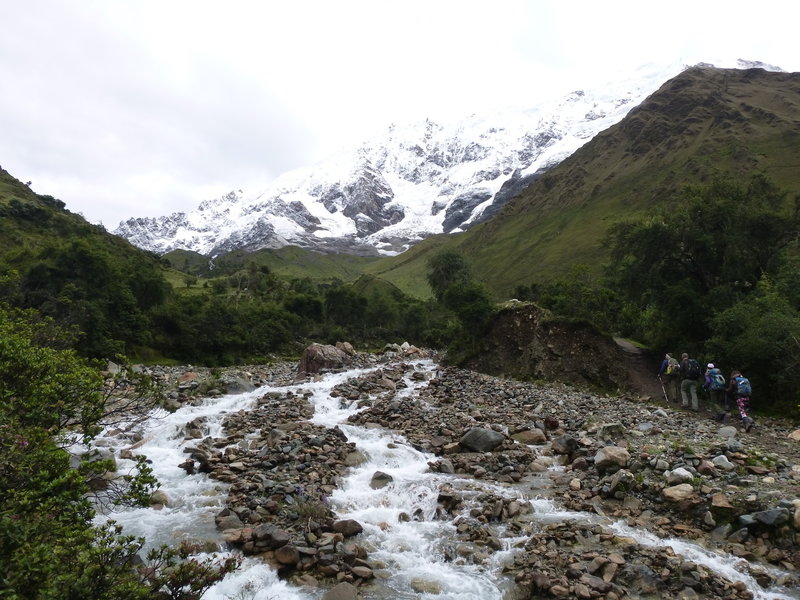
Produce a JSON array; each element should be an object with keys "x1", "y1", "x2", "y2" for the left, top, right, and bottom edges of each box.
[
  {"x1": 1, "y1": 234, "x2": 456, "y2": 364},
  {"x1": 0, "y1": 306, "x2": 238, "y2": 598},
  {"x1": 514, "y1": 175, "x2": 800, "y2": 415}
]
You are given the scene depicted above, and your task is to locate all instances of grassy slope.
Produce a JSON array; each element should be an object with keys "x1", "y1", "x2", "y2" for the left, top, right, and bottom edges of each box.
[
  {"x1": 165, "y1": 245, "x2": 379, "y2": 283},
  {"x1": 367, "y1": 67, "x2": 800, "y2": 299},
  {"x1": 0, "y1": 169, "x2": 182, "y2": 284}
]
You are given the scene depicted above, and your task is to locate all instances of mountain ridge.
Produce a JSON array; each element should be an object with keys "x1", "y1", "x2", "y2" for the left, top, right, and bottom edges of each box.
[
  {"x1": 406, "y1": 65, "x2": 800, "y2": 297},
  {"x1": 116, "y1": 61, "x2": 730, "y2": 257}
]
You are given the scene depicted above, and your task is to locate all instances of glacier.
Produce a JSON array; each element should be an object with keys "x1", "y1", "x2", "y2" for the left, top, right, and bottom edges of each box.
[{"x1": 114, "y1": 59, "x2": 784, "y2": 257}]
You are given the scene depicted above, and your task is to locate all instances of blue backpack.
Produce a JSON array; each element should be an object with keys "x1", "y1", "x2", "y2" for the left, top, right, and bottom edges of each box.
[
  {"x1": 735, "y1": 376, "x2": 752, "y2": 396},
  {"x1": 708, "y1": 368, "x2": 726, "y2": 391}
]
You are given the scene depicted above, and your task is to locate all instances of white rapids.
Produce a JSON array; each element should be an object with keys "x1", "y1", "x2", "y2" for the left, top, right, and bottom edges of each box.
[{"x1": 92, "y1": 359, "x2": 799, "y2": 599}]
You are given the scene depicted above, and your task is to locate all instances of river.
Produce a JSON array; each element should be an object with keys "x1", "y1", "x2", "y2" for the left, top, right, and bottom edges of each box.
[{"x1": 93, "y1": 359, "x2": 799, "y2": 599}]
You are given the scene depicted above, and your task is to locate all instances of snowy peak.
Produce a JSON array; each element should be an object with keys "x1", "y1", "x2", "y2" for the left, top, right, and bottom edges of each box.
[{"x1": 115, "y1": 60, "x2": 783, "y2": 257}]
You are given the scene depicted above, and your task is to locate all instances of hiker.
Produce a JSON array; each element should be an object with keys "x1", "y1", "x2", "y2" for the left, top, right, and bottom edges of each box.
[
  {"x1": 657, "y1": 353, "x2": 680, "y2": 402},
  {"x1": 704, "y1": 362, "x2": 728, "y2": 421},
  {"x1": 679, "y1": 352, "x2": 702, "y2": 412},
  {"x1": 726, "y1": 369, "x2": 755, "y2": 432}
]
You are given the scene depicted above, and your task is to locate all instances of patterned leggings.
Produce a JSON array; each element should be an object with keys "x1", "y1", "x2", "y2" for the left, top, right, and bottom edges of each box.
[{"x1": 736, "y1": 396, "x2": 751, "y2": 420}]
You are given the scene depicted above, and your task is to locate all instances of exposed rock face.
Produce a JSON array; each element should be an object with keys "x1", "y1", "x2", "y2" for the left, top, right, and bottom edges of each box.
[{"x1": 461, "y1": 303, "x2": 633, "y2": 393}]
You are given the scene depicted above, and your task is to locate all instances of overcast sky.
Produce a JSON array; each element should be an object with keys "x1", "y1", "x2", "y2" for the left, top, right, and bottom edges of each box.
[{"x1": 2, "y1": 1, "x2": 798, "y2": 228}]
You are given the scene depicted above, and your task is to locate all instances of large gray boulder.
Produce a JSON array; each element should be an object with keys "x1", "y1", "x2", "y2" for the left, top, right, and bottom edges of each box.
[{"x1": 459, "y1": 427, "x2": 505, "y2": 452}]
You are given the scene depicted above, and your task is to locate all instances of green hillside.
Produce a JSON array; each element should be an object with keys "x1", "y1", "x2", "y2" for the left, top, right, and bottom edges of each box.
[{"x1": 367, "y1": 66, "x2": 800, "y2": 299}]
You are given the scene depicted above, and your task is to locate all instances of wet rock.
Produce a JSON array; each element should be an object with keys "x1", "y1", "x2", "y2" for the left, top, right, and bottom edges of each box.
[
  {"x1": 551, "y1": 435, "x2": 579, "y2": 457},
  {"x1": 333, "y1": 519, "x2": 364, "y2": 538},
  {"x1": 321, "y1": 581, "x2": 358, "y2": 600},
  {"x1": 149, "y1": 490, "x2": 170, "y2": 507},
  {"x1": 370, "y1": 471, "x2": 393, "y2": 489},
  {"x1": 411, "y1": 578, "x2": 442, "y2": 594},
  {"x1": 344, "y1": 450, "x2": 368, "y2": 467},
  {"x1": 351, "y1": 565, "x2": 373, "y2": 579},
  {"x1": 215, "y1": 509, "x2": 243, "y2": 531}
]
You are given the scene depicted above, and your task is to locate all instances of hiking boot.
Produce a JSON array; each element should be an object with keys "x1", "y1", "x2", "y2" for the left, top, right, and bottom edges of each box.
[{"x1": 744, "y1": 418, "x2": 755, "y2": 433}]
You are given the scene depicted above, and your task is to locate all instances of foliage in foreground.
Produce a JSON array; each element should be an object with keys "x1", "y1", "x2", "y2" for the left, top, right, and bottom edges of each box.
[{"x1": 0, "y1": 306, "x2": 239, "y2": 599}]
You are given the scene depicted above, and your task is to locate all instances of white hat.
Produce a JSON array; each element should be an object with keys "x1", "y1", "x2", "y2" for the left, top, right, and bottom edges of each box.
[{"x1": 707, "y1": 363, "x2": 714, "y2": 368}]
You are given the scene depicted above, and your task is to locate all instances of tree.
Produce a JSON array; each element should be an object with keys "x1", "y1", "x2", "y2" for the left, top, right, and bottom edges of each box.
[
  {"x1": 442, "y1": 280, "x2": 495, "y2": 334},
  {"x1": 0, "y1": 306, "x2": 237, "y2": 597},
  {"x1": 705, "y1": 278, "x2": 800, "y2": 415},
  {"x1": 426, "y1": 251, "x2": 472, "y2": 302},
  {"x1": 605, "y1": 174, "x2": 800, "y2": 348}
]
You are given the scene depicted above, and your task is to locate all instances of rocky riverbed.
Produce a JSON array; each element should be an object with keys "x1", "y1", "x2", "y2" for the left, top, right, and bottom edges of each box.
[{"x1": 125, "y1": 348, "x2": 800, "y2": 599}]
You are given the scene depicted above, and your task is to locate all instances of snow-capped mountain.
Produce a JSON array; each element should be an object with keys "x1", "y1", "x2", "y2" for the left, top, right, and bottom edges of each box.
[{"x1": 115, "y1": 59, "x2": 784, "y2": 257}]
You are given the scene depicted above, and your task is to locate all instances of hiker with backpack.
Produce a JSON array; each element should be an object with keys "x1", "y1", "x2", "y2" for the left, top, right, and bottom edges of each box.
[
  {"x1": 657, "y1": 353, "x2": 681, "y2": 403},
  {"x1": 726, "y1": 369, "x2": 755, "y2": 432},
  {"x1": 704, "y1": 363, "x2": 729, "y2": 421},
  {"x1": 679, "y1": 352, "x2": 702, "y2": 412}
]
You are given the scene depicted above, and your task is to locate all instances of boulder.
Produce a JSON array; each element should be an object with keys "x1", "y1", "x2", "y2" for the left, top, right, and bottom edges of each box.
[
  {"x1": 551, "y1": 434, "x2": 578, "y2": 457},
  {"x1": 215, "y1": 510, "x2": 243, "y2": 531},
  {"x1": 511, "y1": 429, "x2": 547, "y2": 445},
  {"x1": 712, "y1": 455, "x2": 736, "y2": 471},
  {"x1": 322, "y1": 582, "x2": 358, "y2": 600},
  {"x1": 149, "y1": 490, "x2": 170, "y2": 507},
  {"x1": 370, "y1": 471, "x2": 394, "y2": 489},
  {"x1": 666, "y1": 467, "x2": 694, "y2": 484},
  {"x1": 593, "y1": 446, "x2": 630, "y2": 472},
  {"x1": 745, "y1": 508, "x2": 791, "y2": 528},
  {"x1": 459, "y1": 427, "x2": 505, "y2": 452},
  {"x1": 333, "y1": 519, "x2": 363, "y2": 538},
  {"x1": 663, "y1": 483, "x2": 695, "y2": 502},
  {"x1": 253, "y1": 523, "x2": 290, "y2": 548},
  {"x1": 274, "y1": 544, "x2": 300, "y2": 565},
  {"x1": 335, "y1": 341, "x2": 355, "y2": 356},
  {"x1": 298, "y1": 343, "x2": 350, "y2": 375}
]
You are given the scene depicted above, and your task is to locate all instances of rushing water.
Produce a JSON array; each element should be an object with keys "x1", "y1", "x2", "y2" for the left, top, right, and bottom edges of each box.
[{"x1": 94, "y1": 359, "x2": 799, "y2": 600}]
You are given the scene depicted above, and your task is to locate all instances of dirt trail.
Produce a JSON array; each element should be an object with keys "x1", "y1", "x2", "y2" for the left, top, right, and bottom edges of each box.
[{"x1": 613, "y1": 337, "x2": 665, "y2": 400}]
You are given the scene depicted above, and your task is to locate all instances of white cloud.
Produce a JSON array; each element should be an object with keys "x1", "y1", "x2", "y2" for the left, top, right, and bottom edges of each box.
[{"x1": 1, "y1": 0, "x2": 798, "y2": 227}]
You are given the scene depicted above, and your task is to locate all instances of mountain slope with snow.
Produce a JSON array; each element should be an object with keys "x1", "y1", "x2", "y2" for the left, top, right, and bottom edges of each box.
[{"x1": 115, "y1": 60, "x2": 783, "y2": 257}]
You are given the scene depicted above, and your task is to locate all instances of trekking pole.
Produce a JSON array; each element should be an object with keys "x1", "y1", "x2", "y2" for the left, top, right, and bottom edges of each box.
[{"x1": 657, "y1": 376, "x2": 669, "y2": 403}]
